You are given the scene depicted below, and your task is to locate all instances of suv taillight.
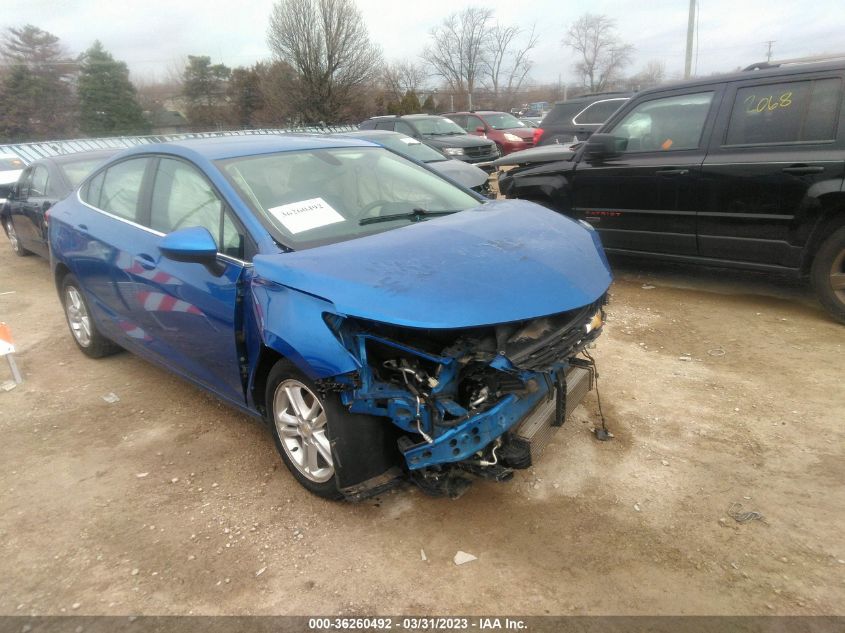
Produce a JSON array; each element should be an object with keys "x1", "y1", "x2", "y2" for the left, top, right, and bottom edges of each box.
[{"x1": 533, "y1": 127, "x2": 543, "y2": 145}]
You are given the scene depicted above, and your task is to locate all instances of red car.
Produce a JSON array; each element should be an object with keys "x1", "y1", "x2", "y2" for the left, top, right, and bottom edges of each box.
[{"x1": 443, "y1": 111, "x2": 535, "y2": 155}]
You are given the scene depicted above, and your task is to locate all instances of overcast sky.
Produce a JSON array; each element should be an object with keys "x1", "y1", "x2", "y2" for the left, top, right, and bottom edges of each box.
[{"x1": 4, "y1": 0, "x2": 845, "y2": 87}]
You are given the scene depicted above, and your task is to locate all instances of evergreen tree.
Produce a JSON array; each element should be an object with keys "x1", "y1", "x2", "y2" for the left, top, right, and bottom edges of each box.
[
  {"x1": 0, "y1": 24, "x2": 76, "y2": 141},
  {"x1": 77, "y1": 41, "x2": 149, "y2": 137},
  {"x1": 182, "y1": 55, "x2": 231, "y2": 129},
  {"x1": 421, "y1": 94, "x2": 436, "y2": 114}
]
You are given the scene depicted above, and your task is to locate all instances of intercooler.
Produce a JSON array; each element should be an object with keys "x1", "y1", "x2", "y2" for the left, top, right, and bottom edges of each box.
[{"x1": 506, "y1": 365, "x2": 592, "y2": 466}]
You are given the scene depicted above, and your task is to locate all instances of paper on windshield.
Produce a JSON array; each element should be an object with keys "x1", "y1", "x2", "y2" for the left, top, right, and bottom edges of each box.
[
  {"x1": 399, "y1": 137, "x2": 421, "y2": 145},
  {"x1": 268, "y1": 197, "x2": 345, "y2": 234}
]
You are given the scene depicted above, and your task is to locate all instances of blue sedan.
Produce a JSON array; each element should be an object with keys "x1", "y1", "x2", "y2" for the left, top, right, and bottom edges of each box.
[{"x1": 49, "y1": 134, "x2": 612, "y2": 500}]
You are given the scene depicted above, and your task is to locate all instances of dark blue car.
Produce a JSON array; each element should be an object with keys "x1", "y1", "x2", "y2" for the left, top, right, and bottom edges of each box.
[{"x1": 49, "y1": 134, "x2": 612, "y2": 499}]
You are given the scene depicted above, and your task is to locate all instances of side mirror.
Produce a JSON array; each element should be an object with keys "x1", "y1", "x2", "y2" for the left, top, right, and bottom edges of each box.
[
  {"x1": 583, "y1": 133, "x2": 622, "y2": 162},
  {"x1": 475, "y1": 126, "x2": 486, "y2": 133},
  {"x1": 159, "y1": 226, "x2": 225, "y2": 275}
]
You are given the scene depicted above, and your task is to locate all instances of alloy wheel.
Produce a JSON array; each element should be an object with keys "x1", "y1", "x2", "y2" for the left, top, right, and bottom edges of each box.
[
  {"x1": 273, "y1": 379, "x2": 334, "y2": 483},
  {"x1": 65, "y1": 286, "x2": 92, "y2": 347},
  {"x1": 831, "y1": 248, "x2": 845, "y2": 304},
  {"x1": 6, "y1": 220, "x2": 20, "y2": 253}
]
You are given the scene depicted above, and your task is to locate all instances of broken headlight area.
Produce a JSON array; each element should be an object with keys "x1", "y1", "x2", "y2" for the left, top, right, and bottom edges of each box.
[{"x1": 321, "y1": 297, "x2": 606, "y2": 496}]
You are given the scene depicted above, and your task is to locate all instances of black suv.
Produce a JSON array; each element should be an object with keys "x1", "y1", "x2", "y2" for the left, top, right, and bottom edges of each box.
[
  {"x1": 534, "y1": 92, "x2": 631, "y2": 146},
  {"x1": 359, "y1": 115, "x2": 499, "y2": 164},
  {"x1": 498, "y1": 58, "x2": 845, "y2": 322}
]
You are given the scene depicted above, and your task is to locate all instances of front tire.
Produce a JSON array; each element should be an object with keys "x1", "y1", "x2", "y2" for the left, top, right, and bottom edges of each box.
[
  {"x1": 266, "y1": 360, "x2": 342, "y2": 499},
  {"x1": 5, "y1": 219, "x2": 29, "y2": 256},
  {"x1": 60, "y1": 274, "x2": 121, "y2": 358},
  {"x1": 811, "y1": 226, "x2": 845, "y2": 324}
]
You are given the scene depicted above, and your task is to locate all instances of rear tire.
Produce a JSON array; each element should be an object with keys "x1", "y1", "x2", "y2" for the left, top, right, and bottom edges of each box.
[
  {"x1": 60, "y1": 274, "x2": 121, "y2": 358},
  {"x1": 266, "y1": 360, "x2": 343, "y2": 500},
  {"x1": 5, "y1": 219, "x2": 29, "y2": 256},
  {"x1": 811, "y1": 226, "x2": 845, "y2": 324}
]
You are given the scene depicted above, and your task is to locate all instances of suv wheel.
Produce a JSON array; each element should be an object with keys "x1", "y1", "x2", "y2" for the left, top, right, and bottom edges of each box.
[{"x1": 811, "y1": 226, "x2": 845, "y2": 323}]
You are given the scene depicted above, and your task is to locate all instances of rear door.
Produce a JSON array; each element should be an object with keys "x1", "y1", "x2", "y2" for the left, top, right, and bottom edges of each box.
[
  {"x1": 19, "y1": 164, "x2": 52, "y2": 256},
  {"x1": 699, "y1": 72, "x2": 845, "y2": 267},
  {"x1": 7, "y1": 167, "x2": 33, "y2": 246},
  {"x1": 571, "y1": 88, "x2": 722, "y2": 255}
]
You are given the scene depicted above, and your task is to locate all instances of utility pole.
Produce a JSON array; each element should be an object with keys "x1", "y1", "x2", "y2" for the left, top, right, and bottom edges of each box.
[
  {"x1": 765, "y1": 40, "x2": 776, "y2": 62},
  {"x1": 684, "y1": 0, "x2": 696, "y2": 79}
]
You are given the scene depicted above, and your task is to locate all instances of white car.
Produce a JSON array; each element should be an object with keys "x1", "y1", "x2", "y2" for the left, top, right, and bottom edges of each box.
[{"x1": 0, "y1": 153, "x2": 26, "y2": 207}]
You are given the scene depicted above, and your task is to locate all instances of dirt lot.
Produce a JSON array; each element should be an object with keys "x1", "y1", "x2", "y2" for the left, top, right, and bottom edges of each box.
[{"x1": 0, "y1": 244, "x2": 843, "y2": 617}]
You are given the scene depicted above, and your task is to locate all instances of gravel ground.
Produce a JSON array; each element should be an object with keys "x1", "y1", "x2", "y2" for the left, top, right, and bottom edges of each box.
[{"x1": 0, "y1": 244, "x2": 843, "y2": 616}]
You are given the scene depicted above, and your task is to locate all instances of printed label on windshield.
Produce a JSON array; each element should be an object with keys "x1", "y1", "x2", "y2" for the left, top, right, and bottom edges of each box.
[{"x1": 268, "y1": 197, "x2": 345, "y2": 234}]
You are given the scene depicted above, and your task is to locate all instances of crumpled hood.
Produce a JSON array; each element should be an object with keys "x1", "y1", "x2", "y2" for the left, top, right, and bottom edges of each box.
[{"x1": 253, "y1": 200, "x2": 612, "y2": 329}]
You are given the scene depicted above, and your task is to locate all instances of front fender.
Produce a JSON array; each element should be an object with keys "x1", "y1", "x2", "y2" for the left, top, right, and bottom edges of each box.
[{"x1": 249, "y1": 278, "x2": 359, "y2": 381}]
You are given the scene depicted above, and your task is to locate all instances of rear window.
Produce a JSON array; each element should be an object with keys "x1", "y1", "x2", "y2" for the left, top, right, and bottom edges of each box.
[
  {"x1": 725, "y1": 78, "x2": 842, "y2": 145},
  {"x1": 541, "y1": 102, "x2": 586, "y2": 127},
  {"x1": 574, "y1": 99, "x2": 627, "y2": 125},
  {"x1": 61, "y1": 158, "x2": 110, "y2": 188}
]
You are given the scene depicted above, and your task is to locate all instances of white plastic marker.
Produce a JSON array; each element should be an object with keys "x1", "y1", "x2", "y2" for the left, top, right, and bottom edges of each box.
[
  {"x1": 0, "y1": 322, "x2": 22, "y2": 384},
  {"x1": 267, "y1": 197, "x2": 345, "y2": 234}
]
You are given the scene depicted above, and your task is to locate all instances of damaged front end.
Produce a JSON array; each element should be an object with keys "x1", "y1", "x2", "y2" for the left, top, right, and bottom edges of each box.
[{"x1": 320, "y1": 297, "x2": 607, "y2": 498}]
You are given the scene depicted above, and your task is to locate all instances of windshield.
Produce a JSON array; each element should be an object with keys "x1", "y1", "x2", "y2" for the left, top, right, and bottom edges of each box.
[
  {"x1": 217, "y1": 147, "x2": 480, "y2": 250},
  {"x1": 413, "y1": 117, "x2": 466, "y2": 136},
  {"x1": 373, "y1": 134, "x2": 448, "y2": 163},
  {"x1": 483, "y1": 113, "x2": 526, "y2": 130}
]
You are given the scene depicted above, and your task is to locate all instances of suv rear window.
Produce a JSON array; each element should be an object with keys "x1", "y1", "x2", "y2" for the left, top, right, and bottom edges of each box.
[
  {"x1": 725, "y1": 78, "x2": 842, "y2": 145},
  {"x1": 541, "y1": 102, "x2": 584, "y2": 126},
  {"x1": 574, "y1": 99, "x2": 627, "y2": 125}
]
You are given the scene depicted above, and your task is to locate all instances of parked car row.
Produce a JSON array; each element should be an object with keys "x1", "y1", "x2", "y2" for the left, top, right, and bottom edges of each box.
[{"x1": 4, "y1": 56, "x2": 843, "y2": 503}]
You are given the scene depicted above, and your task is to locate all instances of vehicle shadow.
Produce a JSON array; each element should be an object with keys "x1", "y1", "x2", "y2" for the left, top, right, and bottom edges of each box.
[{"x1": 606, "y1": 254, "x2": 829, "y2": 320}]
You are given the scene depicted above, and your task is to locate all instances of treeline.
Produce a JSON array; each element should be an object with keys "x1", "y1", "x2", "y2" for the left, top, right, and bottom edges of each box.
[{"x1": 0, "y1": 0, "x2": 667, "y2": 143}]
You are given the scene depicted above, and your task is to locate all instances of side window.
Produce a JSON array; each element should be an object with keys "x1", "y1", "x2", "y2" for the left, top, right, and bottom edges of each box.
[
  {"x1": 29, "y1": 166, "x2": 49, "y2": 197},
  {"x1": 374, "y1": 121, "x2": 394, "y2": 131},
  {"x1": 98, "y1": 158, "x2": 150, "y2": 221},
  {"x1": 466, "y1": 115, "x2": 485, "y2": 131},
  {"x1": 725, "y1": 78, "x2": 842, "y2": 145},
  {"x1": 574, "y1": 99, "x2": 626, "y2": 125},
  {"x1": 82, "y1": 171, "x2": 105, "y2": 208},
  {"x1": 395, "y1": 121, "x2": 416, "y2": 136},
  {"x1": 448, "y1": 115, "x2": 468, "y2": 130},
  {"x1": 610, "y1": 92, "x2": 714, "y2": 152},
  {"x1": 150, "y1": 158, "x2": 245, "y2": 258}
]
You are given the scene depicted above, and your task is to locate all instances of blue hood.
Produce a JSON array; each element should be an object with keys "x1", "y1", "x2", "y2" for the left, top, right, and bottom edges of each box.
[{"x1": 253, "y1": 200, "x2": 612, "y2": 329}]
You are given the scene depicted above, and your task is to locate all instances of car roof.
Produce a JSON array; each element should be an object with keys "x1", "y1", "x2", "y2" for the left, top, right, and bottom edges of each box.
[
  {"x1": 49, "y1": 149, "x2": 120, "y2": 165},
  {"x1": 113, "y1": 133, "x2": 376, "y2": 161},
  {"x1": 634, "y1": 59, "x2": 845, "y2": 98},
  {"x1": 552, "y1": 92, "x2": 632, "y2": 105}
]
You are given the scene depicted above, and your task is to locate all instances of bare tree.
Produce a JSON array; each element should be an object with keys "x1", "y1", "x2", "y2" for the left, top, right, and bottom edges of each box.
[
  {"x1": 422, "y1": 7, "x2": 493, "y2": 110},
  {"x1": 625, "y1": 59, "x2": 666, "y2": 91},
  {"x1": 564, "y1": 14, "x2": 633, "y2": 92},
  {"x1": 382, "y1": 60, "x2": 427, "y2": 102},
  {"x1": 267, "y1": 0, "x2": 381, "y2": 124},
  {"x1": 482, "y1": 23, "x2": 538, "y2": 107}
]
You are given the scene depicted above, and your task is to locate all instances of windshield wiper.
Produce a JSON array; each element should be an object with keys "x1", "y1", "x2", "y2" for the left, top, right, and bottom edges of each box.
[{"x1": 359, "y1": 208, "x2": 457, "y2": 226}]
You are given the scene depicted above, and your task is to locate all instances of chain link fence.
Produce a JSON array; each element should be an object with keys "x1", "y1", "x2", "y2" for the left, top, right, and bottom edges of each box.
[{"x1": 0, "y1": 126, "x2": 358, "y2": 164}]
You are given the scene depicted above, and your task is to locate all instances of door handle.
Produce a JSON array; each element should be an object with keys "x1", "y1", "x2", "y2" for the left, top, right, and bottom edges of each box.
[
  {"x1": 782, "y1": 165, "x2": 824, "y2": 174},
  {"x1": 134, "y1": 254, "x2": 156, "y2": 270},
  {"x1": 656, "y1": 168, "x2": 689, "y2": 176}
]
